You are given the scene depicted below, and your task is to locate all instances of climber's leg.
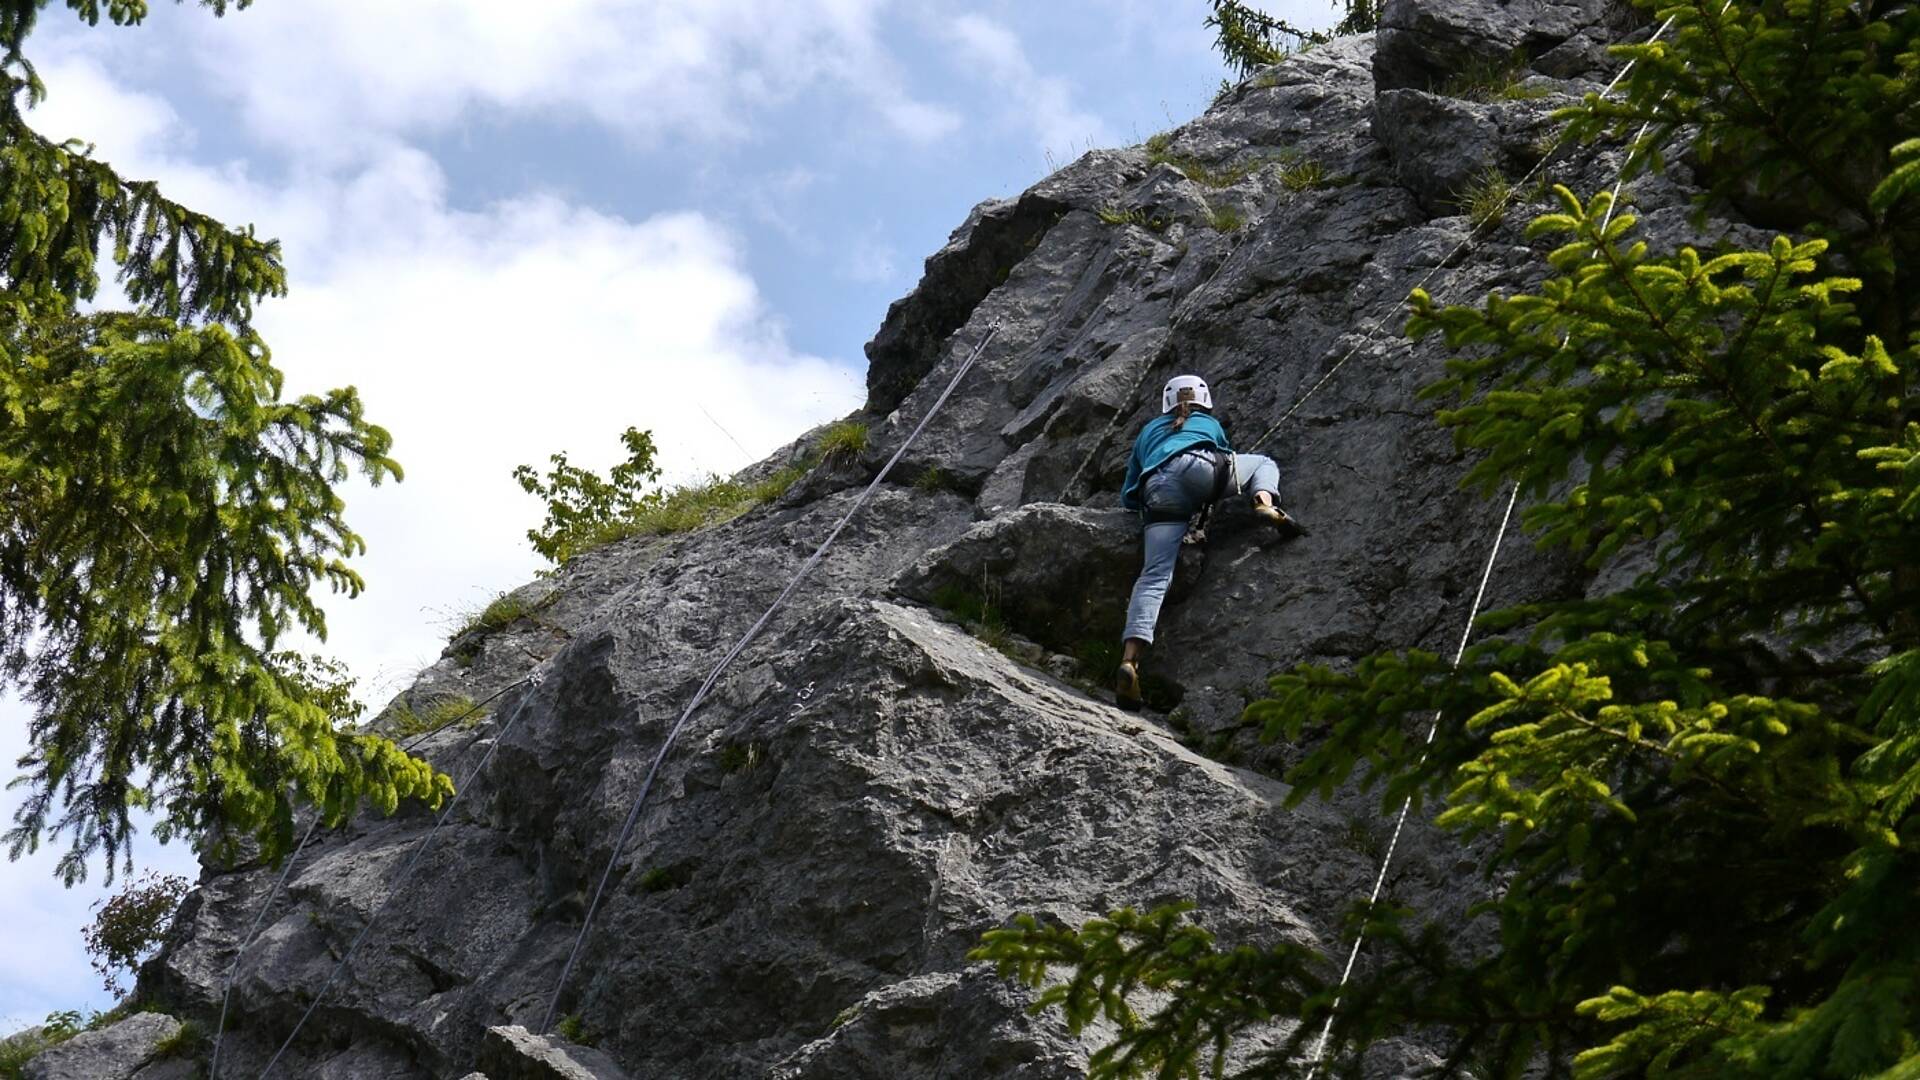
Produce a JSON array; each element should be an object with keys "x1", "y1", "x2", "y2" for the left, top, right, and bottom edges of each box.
[
  {"x1": 1116, "y1": 519, "x2": 1182, "y2": 711},
  {"x1": 1122, "y1": 519, "x2": 1187, "y2": 647},
  {"x1": 1232, "y1": 453, "x2": 1281, "y2": 505},
  {"x1": 1235, "y1": 452, "x2": 1309, "y2": 538}
]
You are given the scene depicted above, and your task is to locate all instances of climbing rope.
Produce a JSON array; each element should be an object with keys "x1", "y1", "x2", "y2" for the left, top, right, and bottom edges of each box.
[
  {"x1": 1057, "y1": 234, "x2": 1246, "y2": 503},
  {"x1": 1243, "y1": 16, "x2": 1674, "y2": 456},
  {"x1": 537, "y1": 323, "x2": 1001, "y2": 1034},
  {"x1": 1298, "y1": 15, "x2": 1709, "y2": 1070},
  {"x1": 209, "y1": 673, "x2": 543, "y2": 1078},
  {"x1": 254, "y1": 669, "x2": 550, "y2": 1079}
]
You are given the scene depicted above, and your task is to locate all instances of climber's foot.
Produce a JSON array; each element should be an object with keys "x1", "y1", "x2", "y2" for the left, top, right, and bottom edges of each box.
[
  {"x1": 1113, "y1": 661, "x2": 1143, "y2": 712},
  {"x1": 1253, "y1": 502, "x2": 1309, "y2": 539}
]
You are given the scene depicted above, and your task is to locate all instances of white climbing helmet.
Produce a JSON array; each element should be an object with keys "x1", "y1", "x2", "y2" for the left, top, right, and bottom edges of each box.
[{"x1": 1161, "y1": 374, "x2": 1213, "y2": 413}]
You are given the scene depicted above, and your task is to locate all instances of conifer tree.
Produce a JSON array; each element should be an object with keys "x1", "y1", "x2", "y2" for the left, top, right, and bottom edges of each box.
[
  {"x1": 1206, "y1": 0, "x2": 1376, "y2": 77},
  {"x1": 979, "y1": 0, "x2": 1920, "y2": 1075},
  {"x1": 1, "y1": 0, "x2": 449, "y2": 885}
]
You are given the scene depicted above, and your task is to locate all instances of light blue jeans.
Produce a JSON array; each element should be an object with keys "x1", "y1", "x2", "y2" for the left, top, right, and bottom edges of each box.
[{"x1": 1123, "y1": 451, "x2": 1280, "y2": 644}]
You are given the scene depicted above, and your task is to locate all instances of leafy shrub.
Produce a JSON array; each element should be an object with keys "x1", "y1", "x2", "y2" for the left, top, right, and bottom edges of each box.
[
  {"x1": 1097, "y1": 205, "x2": 1148, "y2": 227},
  {"x1": 516, "y1": 427, "x2": 811, "y2": 564},
  {"x1": 555, "y1": 1013, "x2": 598, "y2": 1047},
  {"x1": 83, "y1": 871, "x2": 189, "y2": 996},
  {"x1": 513, "y1": 426, "x2": 663, "y2": 565}
]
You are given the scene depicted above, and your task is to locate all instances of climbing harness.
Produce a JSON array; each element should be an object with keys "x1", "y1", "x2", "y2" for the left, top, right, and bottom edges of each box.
[{"x1": 537, "y1": 323, "x2": 1001, "y2": 1035}]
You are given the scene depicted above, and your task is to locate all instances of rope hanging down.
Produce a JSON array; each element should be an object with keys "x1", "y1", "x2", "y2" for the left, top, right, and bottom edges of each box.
[
  {"x1": 256, "y1": 675, "x2": 550, "y2": 1079},
  {"x1": 537, "y1": 322, "x2": 1002, "y2": 1034},
  {"x1": 1298, "y1": 16, "x2": 1699, "y2": 1072},
  {"x1": 1242, "y1": 13, "x2": 1676, "y2": 456},
  {"x1": 209, "y1": 672, "x2": 543, "y2": 1078}
]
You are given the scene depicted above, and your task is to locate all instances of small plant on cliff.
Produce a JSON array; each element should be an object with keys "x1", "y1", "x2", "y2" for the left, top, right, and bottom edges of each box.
[
  {"x1": 514, "y1": 426, "x2": 664, "y2": 564},
  {"x1": 1204, "y1": 0, "x2": 1374, "y2": 75},
  {"x1": 450, "y1": 589, "x2": 544, "y2": 641},
  {"x1": 388, "y1": 695, "x2": 482, "y2": 738},
  {"x1": 1278, "y1": 157, "x2": 1328, "y2": 192},
  {"x1": 82, "y1": 871, "x2": 190, "y2": 996},
  {"x1": 1459, "y1": 167, "x2": 1514, "y2": 230},
  {"x1": 1440, "y1": 51, "x2": 1544, "y2": 101},
  {"x1": 516, "y1": 429, "x2": 809, "y2": 563},
  {"x1": 555, "y1": 1013, "x2": 599, "y2": 1047},
  {"x1": 1205, "y1": 204, "x2": 1246, "y2": 232},
  {"x1": 977, "y1": 0, "x2": 1920, "y2": 1074},
  {"x1": 818, "y1": 420, "x2": 869, "y2": 466}
]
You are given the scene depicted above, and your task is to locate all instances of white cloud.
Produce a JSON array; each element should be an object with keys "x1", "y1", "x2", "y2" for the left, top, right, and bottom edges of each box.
[
  {"x1": 6, "y1": 48, "x2": 867, "y2": 1016},
  {"x1": 133, "y1": 0, "x2": 960, "y2": 160},
  {"x1": 29, "y1": 53, "x2": 863, "y2": 688},
  {"x1": 947, "y1": 13, "x2": 1114, "y2": 156},
  {"x1": 5, "y1": 54, "x2": 863, "y2": 955}
]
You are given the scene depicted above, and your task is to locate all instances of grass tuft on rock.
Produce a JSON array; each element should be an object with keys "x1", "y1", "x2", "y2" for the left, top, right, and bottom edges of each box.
[{"x1": 389, "y1": 695, "x2": 483, "y2": 737}]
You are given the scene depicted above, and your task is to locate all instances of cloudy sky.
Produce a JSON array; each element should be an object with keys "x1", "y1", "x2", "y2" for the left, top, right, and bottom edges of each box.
[{"x1": 0, "y1": 0, "x2": 1338, "y2": 1033}]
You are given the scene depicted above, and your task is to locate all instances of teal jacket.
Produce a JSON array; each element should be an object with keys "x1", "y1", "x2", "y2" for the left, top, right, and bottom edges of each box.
[{"x1": 1120, "y1": 412, "x2": 1233, "y2": 511}]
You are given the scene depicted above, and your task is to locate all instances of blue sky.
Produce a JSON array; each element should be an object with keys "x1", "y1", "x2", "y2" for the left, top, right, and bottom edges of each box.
[{"x1": 1, "y1": 0, "x2": 1340, "y2": 1034}]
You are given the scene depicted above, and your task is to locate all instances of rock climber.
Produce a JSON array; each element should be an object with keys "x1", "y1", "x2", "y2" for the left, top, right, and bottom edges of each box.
[{"x1": 1113, "y1": 374, "x2": 1305, "y2": 711}]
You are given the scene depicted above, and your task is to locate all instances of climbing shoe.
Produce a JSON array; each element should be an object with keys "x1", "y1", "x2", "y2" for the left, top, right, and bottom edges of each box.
[
  {"x1": 1254, "y1": 503, "x2": 1309, "y2": 539},
  {"x1": 1114, "y1": 661, "x2": 1143, "y2": 712}
]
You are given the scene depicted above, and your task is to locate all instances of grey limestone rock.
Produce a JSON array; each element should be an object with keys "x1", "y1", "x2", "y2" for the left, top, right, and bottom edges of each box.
[
  {"x1": 477, "y1": 1026, "x2": 629, "y2": 1080},
  {"x1": 22, "y1": 1012, "x2": 190, "y2": 1080},
  {"x1": 1374, "y1": 0, "x2": 1614, "y2": 91},
  {"x1": 144, "y1": 3, "x2": 1760, "y2": 1076}
]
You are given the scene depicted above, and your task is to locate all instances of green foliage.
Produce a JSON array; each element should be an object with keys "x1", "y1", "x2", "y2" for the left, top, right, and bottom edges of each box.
[
  {"x1": 513, "y1": 426, "x2": 663, "y2": 565},
  {"x1": 913, "y1": 466, "x2": 950, "y2": 492},
  {"x1": 818, "y1": 419, "x2": 868, "y2": 466},
  {"x1": 1145, "y1": 142, "x2": 1271, "y2": 189},
  {"x1": 637, "y1": 864, "x2": 688, "y2": 893},
  {"x1": 0, "y1": 1023, "x2": 62, "y2": 1080},
  {"x1": 82, "y1": 869, "x2": 187, "y2": 995},
  {"x1": 1204, "y1": 0, "x2": 1376, "y2": 78},
  {"x1": 0, "y1": 4, "x2": 446, "y2": 884},
  {"x1": 983, "y1": 0, "x2": 1920, "y2": 1074},
  {"x1": 555, "y1": 1013, "x2": 598, "y2": 1047},
  {"x1": 625, "y1": 466, "x2": 807, "y2": 536},
  {"x1": 515, "y1": 427, "x2": 809, "y2": 565},
  {"x1": 972, "y1": 905, "x2": 1331, "y2": 1078},
  {"x1": 1277, "y1": 157, "x2": 1329, "y2": 192},
  {"x1": 388, "y1": 695, "x2": 482, "y2": 738},
  {"x1": 151, "y1": 1019, "x2": 204, "y2": 1060},
  {"x1": 1440, "y1": 52, "x2": 1550, "y2": 101},
  {"x1": 1458, "y1": 167, "x2": 1514, "y2": 229},
  {"x1": 0, "y1": 1005, "x2": 141, "y2": 1080},
  {"x1": 1205, "y1": 204, "x2": 1246, "y2": 233},
  {"x1": 453, "y1": 589, "x2": 542, "y2": 640}
]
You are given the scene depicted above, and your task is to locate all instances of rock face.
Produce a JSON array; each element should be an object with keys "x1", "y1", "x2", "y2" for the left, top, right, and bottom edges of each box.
[
  {"x1": 22, "y1": 1012, "x2": 193, "y2": 1080},
  {"x1": 141, "y1": 2, "x2": 1736, "y2": 1077}
]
